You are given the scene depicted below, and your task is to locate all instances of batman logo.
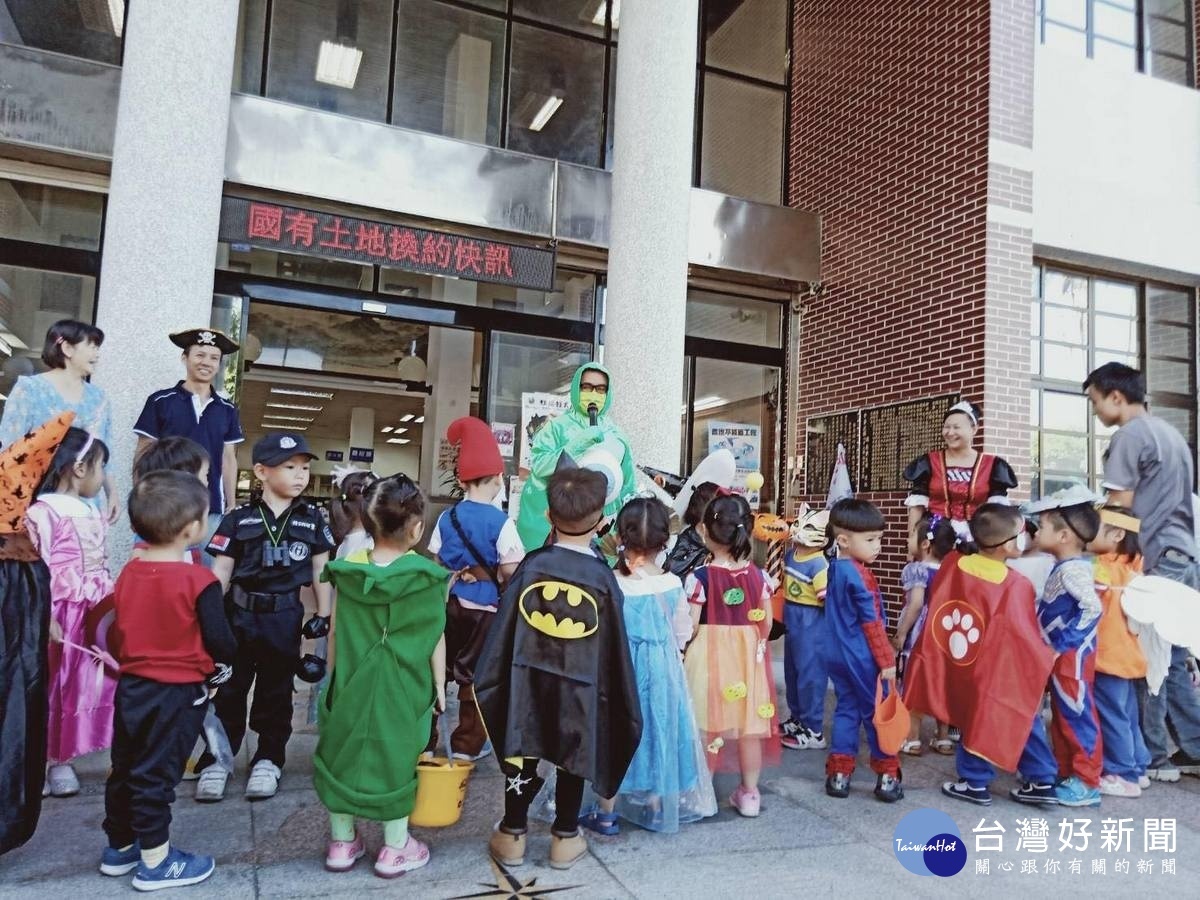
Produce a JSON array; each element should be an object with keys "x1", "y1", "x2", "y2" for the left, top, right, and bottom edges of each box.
[{"x1": 519, "y1": 581, "x2": 599, "y2": 639}]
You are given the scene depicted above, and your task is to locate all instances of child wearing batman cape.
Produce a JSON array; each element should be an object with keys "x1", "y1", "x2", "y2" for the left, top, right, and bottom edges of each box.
[{"x1": 476, "y1": 466, "x2": 642, "y2": 871}]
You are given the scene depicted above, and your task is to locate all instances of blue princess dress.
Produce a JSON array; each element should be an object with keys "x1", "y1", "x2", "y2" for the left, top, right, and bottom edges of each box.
[{"x1": 612, "y1": 570, "x2": 716, "y2": 832}]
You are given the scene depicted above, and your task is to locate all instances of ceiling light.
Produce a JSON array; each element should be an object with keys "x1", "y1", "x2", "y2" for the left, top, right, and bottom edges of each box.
[
  {"x1": 396, "y1": 339, "x2": 427, "y2": 382},
  {"x1": 528, "y1": 96, "x2": 564, "y2": 132},
  {"x1": 590, "y1": 0, "x2": 618, "y2": 27},
  {"x1": 266, "y1": 402, "x2": 323, "y2": 412},
  {"x1": 78, "y1": 0, "x2": 124, "y2": 37},
  {"x1": 684, "y1": 395, "x2": 727, "y2": 414},
  {"x1": 400, "y1": 414, "x2": 415, "y2": 423},
  {"x1": 415, "y1": 415, "x2": 425, "y2": 424},
  {"x1": 315, "y1": 40, "x2": 363, "y2": 89},
  {"x1": 391, "y1": 427, "x2": 407, "y2": 436},
  {"x1": 263, "y1": 413, "x2": 315, "y2": 423},
  {"x1": 261, "y1": 423, "x2": 308, "y2": 432},
  {"x1": 381, "y1": 426, "x2": 394, "y2": 433},
  {"x1": 271, "y1": 387, "x2": 334, "y2": 399},
  {"x1": 387, "y1": 438, "x2": 411, "y2": 445}
]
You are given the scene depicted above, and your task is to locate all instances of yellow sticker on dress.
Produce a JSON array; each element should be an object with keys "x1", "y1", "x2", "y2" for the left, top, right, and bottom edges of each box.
[
  {"x1": 747, "y1": 608, "x2": 766, "y2": 622},
  {"x1": 722, "y1": 681, "x2": 748, "y2": 701}
]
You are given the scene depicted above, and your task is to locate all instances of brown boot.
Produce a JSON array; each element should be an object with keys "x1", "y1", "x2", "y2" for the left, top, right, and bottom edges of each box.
[
  {"x1": 488, "y1": 826, "x2": 526, "y2": 867},
  {"x1": 548, "y1": 830, "x2": 587, "y2": 870}
]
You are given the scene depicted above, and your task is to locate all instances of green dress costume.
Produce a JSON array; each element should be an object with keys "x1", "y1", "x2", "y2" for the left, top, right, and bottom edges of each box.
[
  {"x1": 313, "y1": 550, "x2": 448, "y2": 822},
  {"x1": 515, "y1": 362, "x2": 637, "y2": 551}
]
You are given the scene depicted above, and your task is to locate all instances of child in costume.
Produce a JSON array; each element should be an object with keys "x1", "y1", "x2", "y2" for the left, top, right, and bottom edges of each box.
[
  {"x1": 779, "y1": 506, "x2": 831, "y2": 752},
  {"x1": 101, "y1": 471, "x2": 236, "y2": 890},
  {"x1": 892, "y1": 513, "x2": 956, "y2": 757},
  {"x1": 26, "y1": 426, "x2": 115, "y2": 798},
  {"x1": 131, "y1": 436, "x2": 210, "y2": 565},
  {"x1": 580, "y1": 497, "x2": 716, "y2": 836},
  {"x1": 1088, "y1": 506, "x2": 1151, "y2": 798},
  {"x1": 314, "y1": 474, "x2": 449, "y2": 878},
  {"x1": 1027, "y1": 487, "x2": 1105, "y2": 807},
  {"x1": 902, "y1": 504, "x2": 1059, "y2": 807},
  {"x1": 0, "y1": 412, "x2": 73, "y2": 855},
  {"x1": 477, "y1": 467, "x2": 641, "y2": 871},
  {"x1": 196, "y1": 432, "x2": 334, "y2": 802},
  {"x1": 683, "y1": 492, "x2": 779, "y2": 818},
  {"x1": 822, "y1": 499, "x2": 902, "y2": 803},
  {"x1": 428, "y1": 416, "x2": 524, "y2": 760},
  {"x1": 664, "y1": 481, "x2": 719, "y2": 579}
]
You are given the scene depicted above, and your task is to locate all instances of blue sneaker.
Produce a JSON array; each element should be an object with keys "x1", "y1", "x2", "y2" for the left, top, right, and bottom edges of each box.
[
  {"x1": 99, "y1": 842, "x2": 140, "y2": 876},
  {"x1": 1054, "y1": 776, "x2": 1101, "y2": 808},
  {"x1": 131, "y1": 847, "x2": 215, "y2": 892}
]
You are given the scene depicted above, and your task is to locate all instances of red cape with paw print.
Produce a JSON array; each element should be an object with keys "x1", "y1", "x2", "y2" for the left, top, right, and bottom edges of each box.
[{"x1": 902, "y1": 551, "x2": 1054, "y2": 772}]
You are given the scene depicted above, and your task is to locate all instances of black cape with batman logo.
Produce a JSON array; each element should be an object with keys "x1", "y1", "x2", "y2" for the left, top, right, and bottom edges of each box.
[{"x1": 474, "y1": 544, "x2": 642, "y2": 798}]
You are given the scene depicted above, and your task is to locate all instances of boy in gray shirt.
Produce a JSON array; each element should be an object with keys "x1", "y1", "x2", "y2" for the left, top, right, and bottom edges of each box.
[{"x1": 1085, "y1": 362, "x2": 1200, "y2": 781}]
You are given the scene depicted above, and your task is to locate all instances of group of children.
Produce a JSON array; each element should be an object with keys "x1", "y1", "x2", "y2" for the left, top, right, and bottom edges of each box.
[{"x1": 23, "y1": 405, "x2": 1157, "y2": 889}]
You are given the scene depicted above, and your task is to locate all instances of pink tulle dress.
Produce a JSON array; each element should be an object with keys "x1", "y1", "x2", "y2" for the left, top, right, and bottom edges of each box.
[{"x1": 26, "y1": 493, "x2": 115, "y2": 763}]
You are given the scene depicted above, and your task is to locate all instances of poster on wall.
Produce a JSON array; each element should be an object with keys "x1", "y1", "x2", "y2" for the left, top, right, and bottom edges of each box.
[
  {"x1": 707, "y1": 421, "x2": 762, "y2": 505},
  {"x1": 519, "y1": 392, "x2": 572, "y2": 473},
  {"x1": 491, "y1": 422, "x2": 516, "y2": 459}
]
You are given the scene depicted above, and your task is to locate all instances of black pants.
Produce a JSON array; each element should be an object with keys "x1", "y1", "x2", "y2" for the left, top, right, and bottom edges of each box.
[
  {"x1": 427, "y1": 597, "x2": 494, "y2": 756},
  {"x1": 104, "y1": 676, "x2": 207, "y2": 849},
  {"x1": 500, "y1": 758, "x2": 584, "y2": 836},
  {"x1": 198, "y1": 598, "x2": 302, "y2": 770}
]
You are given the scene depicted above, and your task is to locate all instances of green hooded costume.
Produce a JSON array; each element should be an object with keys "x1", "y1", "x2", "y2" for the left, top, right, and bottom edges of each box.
[
  {"x1": 313, "y1": 550, "x2": 448, "y2": 822},
  {"x1": 515, "y1": 362, "x2": 637, "y2": 550}
]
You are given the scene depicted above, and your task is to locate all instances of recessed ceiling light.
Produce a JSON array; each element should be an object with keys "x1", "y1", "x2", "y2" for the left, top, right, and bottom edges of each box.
[
  {"x1": 391, "y1": 427, "x2": 407, "y2": 436},
  {"x1": 266, "y1": 402, "x2": 323, "y2": 412},
  {"x1": 271, "y1": 387, "x2": 334, "y2": 399},
  {"x1": 415, "y1": 415, "x2": 425, "y2": 424},
  {"x1": 263, "y1": 413, "x2": 315, "y2": 423},
  {"x1": 387, "y1": 438, "x2": 410, "y2": 445},
  {"x1": 261, "y1": 423, "x2": 308, "y2": 432},
  {"x1": 590, "y1": 0, "x2": 618, "y2": 27},
  {"x1": 529, "y1": 96, "x2": 564, "y2": 132},
  {"x1": 400, "y1": 414, "x2": 415, "y2": 423},
  {"x1": 381, "y1": 426, "x2": 394, "y2": 433},
  {"x1": 315, "y1": 40, "x2": 363, "y2": 89}
]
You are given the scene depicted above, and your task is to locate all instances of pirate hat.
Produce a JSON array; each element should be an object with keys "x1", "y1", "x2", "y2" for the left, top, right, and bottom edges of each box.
[
  {"x1": 169, "y1": 328, "x2": 240, "y2": 355},
  {"x1": 0, "y1": 411, "x2": 75, "y2": 534}
]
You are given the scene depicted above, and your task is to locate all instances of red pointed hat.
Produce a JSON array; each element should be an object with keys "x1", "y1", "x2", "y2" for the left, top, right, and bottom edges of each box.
[
  {"x1": 447, "y1": 416, "x2": 503, "y2": 482},
  {"x1": 0, "y1": 411, "x2": 75, "y2": 534}
]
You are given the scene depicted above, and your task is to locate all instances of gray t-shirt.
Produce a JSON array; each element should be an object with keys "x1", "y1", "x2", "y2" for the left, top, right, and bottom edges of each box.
[{"x1": 1102, "y1": 413, "x2": 1196, "y2": 571}]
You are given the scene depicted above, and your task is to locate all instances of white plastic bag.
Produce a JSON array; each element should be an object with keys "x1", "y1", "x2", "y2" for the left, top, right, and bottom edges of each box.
[{"x1": 826, "y1": 442, "x2": 854, "y2": 508}]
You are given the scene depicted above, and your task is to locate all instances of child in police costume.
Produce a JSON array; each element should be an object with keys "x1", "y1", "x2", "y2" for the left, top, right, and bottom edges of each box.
[
  {"x1": 427, "y1": 416, "x2": 524, "y2": 760},
  {"x1": 195, "y1": 432, "x2": 334, "y2": 802}
]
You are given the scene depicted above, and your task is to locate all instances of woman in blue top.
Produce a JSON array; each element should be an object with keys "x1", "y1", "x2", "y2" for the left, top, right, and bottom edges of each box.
[{"x1": 0, "y1": 320, "x2": 116, "y2": 521}]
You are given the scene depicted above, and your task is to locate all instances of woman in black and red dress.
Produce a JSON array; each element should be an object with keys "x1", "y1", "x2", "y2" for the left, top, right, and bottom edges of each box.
[{"x1": 902, "y1": 400, "x2": 1018, "y2": 557}]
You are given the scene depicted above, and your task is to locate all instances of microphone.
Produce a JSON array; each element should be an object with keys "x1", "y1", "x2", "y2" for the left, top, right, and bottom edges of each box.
[{"x1": 588, "y1": 403, "x2": 598, "y2": 427}]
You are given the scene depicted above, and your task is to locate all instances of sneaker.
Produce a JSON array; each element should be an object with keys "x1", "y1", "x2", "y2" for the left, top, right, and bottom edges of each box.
[
  {"x1": 874, "y1": 773, "x2": 904, "y2": 803},
  {"x1": 244, "y1": 760, "x2": 281, "y2": 800},
  {"x1": 1138, "y1": 774, "x2": 1152, "y2": 790},
  {"x1": 488, "y1": 825, "x2": 526, "y2": 867},
  {"x1": 194, "y1": 766, "x2": 228, "y2": 803},
  {"x1": 1099, "y1": 774, "x2": 1141, "y2": 798},
  {"x1": 1169, "y1": 749, "x2": 1200, "y2": 775},
  {"x1": 1146, "y1": 762, "x2": 1181, "y2": 783},
  {"x1": 1054, "y1": 775, "x2": 1102, "y2": 807},
  {"x1": 781, "y1": 726, "x2": 826, "y2": 751},
  {"x1": 451, "y1": 740, "x2": 493, "y2": 762},
  {"x1": 730, "y1": 784, "x2": 761, "y2": 817},
  {"x1": 130, "y1": 847, "x2": 215, "y2": 892},
  {"x1": 825, "y1": 773, "x2": 850, "y2": 799},
  {"x1": 941, "y1": 780, "x2": 991, "y2": 806},
  {"x1": 324, "y1": 833, "x2": 365, "y2": 873},
  {"x1": 1010, "y1": 782, "x2": 1059, "y2": 806},
  {"x1": 180, "y1": 757, "x2": 201, "y2": 782},
  {"x1": 548, "y1": 830, "x2": 588, "y2": 870},
  {"x1": 579, "y1": 809, "x2": 620, "y2": 836},
  {"x1": 100, "y1": 843, "x2": 141, "y2": 876},
  {"x1": 47, "y1": 764, "x2": 80, "y2": 797},
  {"x1": 374, "y1": 835, "x2": 430, "y2": 879},
  {"x1": 779, "y1": 718, "x2": 802, "y2": 738},
  {"x1": 948, "y1": 727, "x2": 962, "y2": 743}
]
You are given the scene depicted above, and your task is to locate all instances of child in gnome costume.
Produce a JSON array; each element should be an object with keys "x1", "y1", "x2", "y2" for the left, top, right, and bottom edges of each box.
[
  {"x1": 427, "y1": 416, "x2": 525, "y2": 761},
  {"x1": 314, "y1": 474, "x2": 450, "y2": 877},
  {"x1": 0, "y1": 411, "x2": 75, "y2": 855}
]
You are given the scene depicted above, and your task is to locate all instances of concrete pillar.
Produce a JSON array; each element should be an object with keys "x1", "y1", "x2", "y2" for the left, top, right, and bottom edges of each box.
[
  {"x1": 602, "y1": 0, "x2": 698, "y2": 472},
  {"x1": 349, "y1": 406, "x2": 375, "y2": 460},
  {"x1": 95, "y1": 0, "x2": 239, "y2": 557},
  {"x1": 419, "y1": 280, "x2": 477, "y2": 496}
]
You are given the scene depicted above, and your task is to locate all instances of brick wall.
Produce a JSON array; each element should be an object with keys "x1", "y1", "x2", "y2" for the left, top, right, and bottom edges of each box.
[{"x1": 788, "y1": 1, "x2": 1034, "y2": 617}]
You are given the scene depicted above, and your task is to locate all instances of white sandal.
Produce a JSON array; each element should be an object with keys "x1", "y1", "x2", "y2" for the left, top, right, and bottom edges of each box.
[{"x1": 899, "y1": 739, "x2": 924, "y2": 756}]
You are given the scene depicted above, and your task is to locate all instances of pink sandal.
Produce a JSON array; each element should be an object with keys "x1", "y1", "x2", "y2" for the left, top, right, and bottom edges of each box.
[
  {"x1": 325, "y1": 833, "x2": 365, "y2": 872},
  {"x1": 374, "y1": 835, "x2": 430, "y2": 878}
]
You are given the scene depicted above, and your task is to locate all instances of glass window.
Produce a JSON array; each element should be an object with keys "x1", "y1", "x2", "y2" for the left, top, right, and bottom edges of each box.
[
  {"x1": 392, "y1": 0, "x2": 506, "y2": 146},
  {"x1": 1092, "y1": 2, "x2": 1136, "y2": 42},
  {"x1": 218, "y1": 243, "x2": 373, "y2": 291},
  {"x1": 266, "y1": 0, "x2": 395, "y2": 123},
  {"x1": 1042, "y1": 390, "x2": 1089, "y2": 433},
  {"x1": 700, "y1": 73, "x2": 784, "y2": 203},
  {"x1": 233, "y1": 0, "x2": 268, "y2": 93},
  {"x1": 1044, "y1": 0, "x2": 1087, "y2": 28},
  {"x1": 1037, "y1": 0, "x2": 1193, "y2": 85},
  {"x1": 507, "y1": 24, "x2": 605, "y2": 166},
  {"x1": 0, "y1": 0, "x2": 125, "y2": 64},
  {"x1": 1044, "y1": 305, "x2": 1087, "y2": 345},
  {"x1": 513, "y1": 0, "x2": 608, "y2": 38},
  {"x1": 0, "y1": 179, "x2": 104, "y2": 250},
  {"x1": 703, "y1": 0, "x2": 787, "y2": 85},
  {"x1": 1044, "y1": 269, "x2": 1088, "y2": 308},
  {"x1": 0, "y1": 266, "x2": 97, "y2": 421},
  {"x1": 380, "y1": 266, "x2": 596, "y2": 321},
  {"x1": 686, "y1": 290, "x2": 783, "y2": 347}
]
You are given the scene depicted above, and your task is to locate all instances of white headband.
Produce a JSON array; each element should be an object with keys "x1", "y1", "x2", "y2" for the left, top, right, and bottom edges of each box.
[
  {"x1": 75, "y1": 432, "x2": 96, "y2": 463},
  {"x1": 948, "y1": 400, "x2": 978, "y2": 426}
]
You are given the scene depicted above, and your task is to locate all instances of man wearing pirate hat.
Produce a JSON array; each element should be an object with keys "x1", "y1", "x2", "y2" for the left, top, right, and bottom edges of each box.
[{"x1": 133, "y1": 329, "x2": 244, "y2": 537}]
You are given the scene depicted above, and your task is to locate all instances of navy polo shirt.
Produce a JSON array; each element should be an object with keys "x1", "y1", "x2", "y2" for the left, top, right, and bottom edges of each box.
[{"x1": 133, "y1": 382, "x2": 244, "y2": 512}]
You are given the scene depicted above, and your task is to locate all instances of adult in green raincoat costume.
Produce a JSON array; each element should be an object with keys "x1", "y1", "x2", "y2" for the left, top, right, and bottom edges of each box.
[
  {"x1": 516, "y1": 363, "x2": 636, "y2": 550},
  {"x1": 314, "y1": 549, "x2": 448, "y2": 824}
]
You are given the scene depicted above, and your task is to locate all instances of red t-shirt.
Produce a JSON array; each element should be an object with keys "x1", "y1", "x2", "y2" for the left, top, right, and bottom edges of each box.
[{"x1": 112, "y1": 560, "x2": 219, "y2": 683}]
